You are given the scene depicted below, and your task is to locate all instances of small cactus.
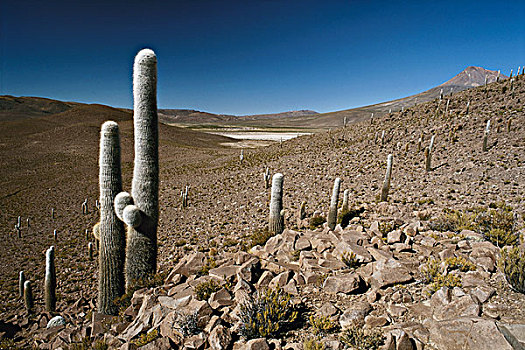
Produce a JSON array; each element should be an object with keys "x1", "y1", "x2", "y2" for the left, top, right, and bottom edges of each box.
[
  {"x1": 45, "y1": 246, "x2": 56, "y2": 312},
  {"x1": 482, "y1": 120, "x2": 490, "y2": 152},
  {"x1": 53, "y1": 229, "x2": 57, "y2": 241},
  {"x1": 82, "y1": 198, "x2": 88, "y2": 215},
  {"x1": 19, "y1": 271, "x2": 25, "y2": 298},
  {"x1": 380, "y1": 154, "x2": 393, "y2": 202},
  {"x1": 88, "y1": 242, "x2": 94, "y2": 261},
  {"x1": 263, "y1": 167, "x2": 271, "y2": 189},
  {"x1": 24, "y1": 281, "x2": 33, "y2": 313},
  {"x1": 51, "y1": 208, "x2": 55, "y2": 220},
  {"x1": 299, "y1": 201, "x2": 307, "y2": 220},
  {"x1": 342, "y1": 189, "x2": 349, "y2": 214},
  {"x1": 269, "y1": 173, "x2": 284, "y2": 234},
  {"x1": 327, "y1": 178, "x2": 342, "y2": 230},
  {"x1": 240, "y1": 149, "x2": 244, "y2": 164},
  {"x1": 496, "y1": 70, "x2": 500, "y2": 82},
  {"x1": 26, "y1": 218, "x2": 30, "y2": 228},
  {"x1": 466, "y1": 100, "x2": 470, "y2": 116},
  {"x1": 425, "y1": 147, "x2": 432, "y2": 172},
  {"x1": 429, "y1": 135, "x2": 436, "y2": 153},
  {"x1": 507, "y1": 118, "x2": 512, "y2": 132}
]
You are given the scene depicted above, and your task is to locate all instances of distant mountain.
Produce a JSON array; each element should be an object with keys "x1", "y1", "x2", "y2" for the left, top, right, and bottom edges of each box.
[{"x1": 266, "y1": 66, "x2": 508, "y2": 128}]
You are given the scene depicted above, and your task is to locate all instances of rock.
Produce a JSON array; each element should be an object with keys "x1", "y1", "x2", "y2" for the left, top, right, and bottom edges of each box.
[
  {"x1": 334, "y1": 241, "x2": 373, "y2": 263},
  {"x1": 420, "y1": 236, "x2": 436, "y2": 247},
  {"x1": 172, "y1": 252, "x2": 206, "y2": 277},
  {"x1": 208, "y1": 324, "x2": 232, "y2": 350},
  {"x1": 246, "y1": 338, "x2": 270, "y2": 350},
  {"x1": 256, "y1": 271, "x2": 274, "y2": 288},
  {"x1": 483, "y1": 302, "x2": 509, "y2": 319},
  {"x1": 294, "y1": 236, "x2": 311, "y2": 251},
  {"x1": 387, "y1": 304, "x2": 407, "y2": 318},
  {"x1": 92, "y1": 312, "x2": 118, "y2": 336},
  {"x1": 318, "y1": 302, "x2": 339, "y2": 317},
  {"x1": 208, "y1": 265, "x2": 240, "y2": 281},
  {"x1": 47, "y1": 315, "x2": 66, "y2": 329},
  {"x1": 497, "y1": 323, "x2": 525, "y2": 347},
  {"x1": 387, "y1": 230, "x2": 406, "y2": 244},
  {"x1": 269, "y1": 271, "x2": 292, "y2": 289},
  {"x1": 323, "y1": 273, "x2": 364, "y2": 294},
  {"x1": 396, "y1": 330, "x2": 415, "y2": 350},
  {"x1": 370, "y1": 259, "x2": 413, "y2": 288},
  {"x1": 433, "y1": 294, "x2": 480, "y2": 321},
  {"x1": 183, "y1": 332, "x2": 206, "y2": 349},
  {"x1": 365, "y1": 315, "x2": 389, "y2": 328},
  {"x1": 339, "y1": 301, "x2": 371, "y2": 328},
  {"x1": 209, "y1": 288, "x2": 233, "y2": 309},
  {"x1": 470, "y1": 286, "x2": 496, "y2": 304},
  {"x1": 428, "y1": 317, "x2": 513, "y2": 350},
  {"x1": 141, "y1": 337, "x2": 172, "y2": 350}
]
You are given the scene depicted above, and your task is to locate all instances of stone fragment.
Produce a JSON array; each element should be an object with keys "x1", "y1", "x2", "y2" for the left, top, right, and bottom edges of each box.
[
  {"x1": 323, "y1": 274, "x2": 364, "y2": 294},
  {"x1": 339, "y1": 301, "x2": 371, "y2": 328},
  {"x1": 318, "y1": 302, "x2": 339, "y2": 317},
  {"x1": 387, "y1": 230, "x2": 405, "y2": 244},
  {"x1": 172, "y1": 252, "x2": 206, "y2": 277},
  {"x1": 209, "y1": 324, "x2": 232, "y2": 350},
  {"x1": 47, "y1": 316, "x2": 66, "y2": 329},
  {"x1": 246, "y1": 338, "x2": 270, "y2": 350},
  {"x1": 370, "y1": 259, "x2": 413, "y2": 288},
  {"x1": 470, "y1": 286, "x2": 496, "y2": 304},
  {"x1": 428, "y1": 317, "x2": 513, "y2": 350}
]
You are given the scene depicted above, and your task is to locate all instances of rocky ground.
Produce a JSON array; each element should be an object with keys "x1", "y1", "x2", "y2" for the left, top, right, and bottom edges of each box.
[{"x1": 0, "y1": 75, "x2": 524, "y2": 349}]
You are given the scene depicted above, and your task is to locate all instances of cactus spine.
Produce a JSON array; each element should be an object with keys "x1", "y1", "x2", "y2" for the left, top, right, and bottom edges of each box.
[
  {"x1": 327, "y1": 178, "x2": 342, "y2": 230},
  {"x1": 45, "y1": 246, "x2": 56, "y2": 312},
  {"x1": 98, "y1": 121, "x2": 126, "y2": 315},
  {"x1": 380, "y1": 154, "x2": 393, "y2": 202},
  {"x1": 19, "y1": 271, "x2": 25, "y2": 298},
  {"x1": 114, "y1": 49, "x2": 159, "y2": 290},
  {"x1": 24, "y1": 281, "x2": 33, "y2": 313},
  {"x1": 269, "y1": 173, "x2": 284, "y2": 234}
]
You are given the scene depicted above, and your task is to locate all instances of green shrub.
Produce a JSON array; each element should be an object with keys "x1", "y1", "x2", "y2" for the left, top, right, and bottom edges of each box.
[
  {"x1": 131, "y1": 329, "x2": 159, "y2": 347},
  {"x1": 429, "y1": 209, "x2": 476, "y2": 232},
  {"x1": 341, "y1": 251, "x2": 359, "y2": 269},
  {"x1": 194, "y1": 280, "x2": 221, "y2": 301},
  {"x1": 248, "y1": 227, "x2": 274, "y2": 249},
  {"x1": 198, "y1": 257, "x2": 217, "y2": 276},
  {"x1": 499, "y1": 246, "x2": 525, "y2": 293},
  {"x1": 445, "y1": 256, "x2": 476, "y2": 272},
  {"x1": 176, "y1": 311, "x2": 201, "y2": 336},
  {"x1": 309, "y1": 215, "x2": 326, "y2": 230},
  {"x1": 238, "y1": 287, "x2": 298, "y2": 339},
  {"x1": 340, "y1": 326, "x2": 383, "y2": 350},
  {"x1": 309, "y1": 315, "x2": 337, "y2": 335},
  {"x1": 428, "y1": 274, "x2": 462, "y2": 295},
  {"x1": 421, "y1": 258, "x2": 441, "y2": 283},
  {"x1": 303, "y1": 338, "x2": 327, "y2": 350}
]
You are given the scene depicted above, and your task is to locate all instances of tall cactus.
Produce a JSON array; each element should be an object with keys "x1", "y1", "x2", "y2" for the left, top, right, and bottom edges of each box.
[
  {"x1": 380, "y1": 154, "x2": 393, "y2": 202},
  {"x1": 269, "y1": 173, "x2": 284, "y2": 234},
  {"x1": 19, "y1": 271, "x2": 25, "y2": 298},
  {"x1": 483, "y1": 120, "x2": 490, "y2": 152},
  {"x1": 342, "y1": 189, "x2": 349, "y2": 213},
  {"x1": 425, "y1": 147, "x2": 432, "y2": 172},
  {"x1": 98, "y1": 121, "x2": 126, "y2": 314},
  {"x1": 114, "y1": 49, "x2": 159, "y2": 290},
  {"x1": 327, "y1": 178, "x2": 342, "y2": 230},
  {"x1": 45, "y1": 246, "x2": 56, "y2": 312}
]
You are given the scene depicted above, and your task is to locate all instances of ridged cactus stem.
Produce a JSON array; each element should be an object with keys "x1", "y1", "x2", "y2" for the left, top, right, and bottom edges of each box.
[
  {"x1": 327, "y1": 178, "x2": 342, "y2": 230},
  {"x1": 269, "y1": 173, "x2": 284, "y2": 234},
  {"x1": 425, "y1": 147, "x2": 432, "y2": 172},
  {"x1": 98, "y1": 121, "x2": 126, "y2": 315},
  {"x1": 380, "y1": 154, "x2": 393, "y2": 202},
  {"x1": 114, "y1": 49, "x2": 159, "y2": 290},
  {"x1": 45, "y1": 246, "x2": 56, "y2": 312},
  {"x1": 342, "y1": 189, "x2": 349, "y2": 213},
  {"x1": 24, "y1": 281, "x2": 33, "y2": 313},
  {"x1": 19, "y1": 271, "x2": 25, "y2": 298}
]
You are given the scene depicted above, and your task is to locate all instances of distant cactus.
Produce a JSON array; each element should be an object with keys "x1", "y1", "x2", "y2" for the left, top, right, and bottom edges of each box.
[
  {"x1": 269, "y1": 173, "x2": 284, "y2": 234},
  {"x1": 380, "y1": 131, "x2": 385, "y2": 146},
  {"x1": 429, "y1": 135, "x2": 436, "y2": 153},
  {"x1": 342, "y1": 189, "x2": 349, "y2": 214},
  {"x1": 51, "y1": 208, "x2": 55, "y2": 220},
  {"x1": 82, "y1": 198, "x2": 88, "y2": 215},
  {"x1": 17, "y1": 216, "x2": 21, "y2": 228},
  {"x1": 496, "y1": 70, "x2": 500, "y2": 82},
  {"x1": 440, "y1": 88, "x2": 443, "y2": 100},
  {"x1": 466, "y1": 100, "x2": 470, "y2": 116},
  {"x1": 240, "y1": 149, "x2": 244, "y2": 164},
  {"x1": 180, "y1": 186, "x2": 189, "y2": 208},
  {"x1": 327, "y1": 178, "x2": 342, "y2": 230},
  {"x1": 425, "y1": 147, "x2": 432, "y2": 172},
  {"x1": 483, "y1": 120, "x2": 490, "y2": 152},
  {"x1": 88, "y1": 242, "x2": 94, "y2": 261},
  {"x1": 507, "y1": 118, "x2": 512, "y2": 132},
  {"x1": 114, "y1": 49, "x2": 159, "y2": 290},
  {"x1": 24, "y1": 281, "x2": 33, "y2": 313},
  {"x1": 19, "y1": 271, "x2": 25, "y2": 298},
  {"x1": 45, "y1": 246, "x2": 56, "y2": 312},
  {"x1": 445, "y1": 99, "x2": 450, "y2": 116},
  {"x1": 343, "y1": 116, "x2": 347, "y2": 127},
  {"x1": 299, "y1": 201, "x2": 307, "y2": 220},
  {"x1": 53, "y1": 229, "x2": 57, "y2": 241},
  {"x1": 380, "y1": 154, "x2": 393, "y2": 202},
  {"x1": 26, "y1": 218, "x2": 30, "y2": 228},
  {"x1": 98, "y1": 121, "x2": 126, "y2": 315},
  {"x1": 263, "y1": 167, "x2": 271, "y2": 189}
]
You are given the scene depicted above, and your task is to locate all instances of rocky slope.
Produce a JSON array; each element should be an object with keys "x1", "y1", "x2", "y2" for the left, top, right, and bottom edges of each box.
[{"x1": 0, "y1": 73, "x2": 524, "y2": 349}]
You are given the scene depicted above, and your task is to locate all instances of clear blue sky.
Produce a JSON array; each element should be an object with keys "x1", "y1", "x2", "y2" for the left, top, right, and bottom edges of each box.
[{"x1": 1, "y1": 0, "x2": 523, "y2": 115}]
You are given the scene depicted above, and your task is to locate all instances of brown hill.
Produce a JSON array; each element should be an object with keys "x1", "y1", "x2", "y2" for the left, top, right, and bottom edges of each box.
[{"x1": 0, "y1": 72, "x2": 524, "y2": 349}]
